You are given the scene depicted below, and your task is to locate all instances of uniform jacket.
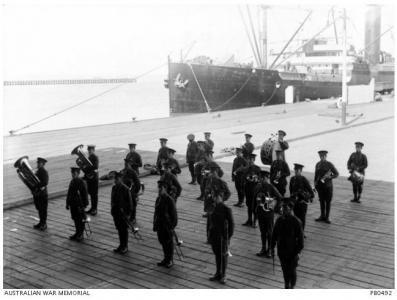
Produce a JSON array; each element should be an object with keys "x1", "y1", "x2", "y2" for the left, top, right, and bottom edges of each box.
[
  {"x1": 204, "y1": 175, "x2": 231, "y2": 201},
  {"x1": 156, "y1": 146, "x2": 169, "y2": 167},
  {"x1": 35, "y1": 167, "x2": 49, "y2": 194},
  {"x1": 270, "y1": 159, "x2": 291, "y2": 186},
  {"x1": 242, "y1": 142, "x2": 254, "y2": 158},
  {"x1": 241, "y1": 164, "x2": 261, "y2": 187},
  {"x1": 253, "y1": 181, "x2": 282, "y2": 212},
  {"x1": 232, "y1": 156, "x2": 247, "y2": 181},
  {"x1": 167, "y1": 157, "x2": 181, "y2": 175},
  {"x1": 66, "y1": 177, "x2": 88, "y2": 208},
  {"x1": 271, "y1": 140, "x2": 289, "y2": 161},
  {"x1": 271, "y1": 214, "x2": 304, "y2": 258},
  {"x1": 160, "y1": 171, "x2": 182, "y2": 199},
  {"x1": 208, "y1": 202, "x2": 234, "y2": 242},
  {"x1": 125, "y1": 151, "x2": 142, "y2": 170},
  {"x1": 186, "y1": 140, "x2": 199, "y2": 163},
  {"x1": 202, "y1": 161, "x2": 224, "y2": 178},
  {"x1": 111, "y1": 182, "x2": 133, "y2": 216},
  {"x1": 204, "y1": 139, "x2": 214, "y2": 151},
  {"x1": 314, "y1": 160, "x2": 339, "y2": 188},
  {"x1": 84, "y1": 153, "x2": 99, "y2": 180},
  {"x1": 153, "y1": 193, "x2": 178, "y2": 231},
  {"x1": 122, "y1": 167, "x2": 141, "y2": 195},
  {"x1": 289, "y1": 175, "x2": 314, "y2": 201},
  {"x1": 347, "y1": 152, "x2": 368, "y2": 175}
]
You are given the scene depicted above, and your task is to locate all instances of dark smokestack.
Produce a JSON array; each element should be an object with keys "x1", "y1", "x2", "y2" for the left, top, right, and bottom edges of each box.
[{"x1": 364, "y1": 5, "x2": 381, "y2": 65}]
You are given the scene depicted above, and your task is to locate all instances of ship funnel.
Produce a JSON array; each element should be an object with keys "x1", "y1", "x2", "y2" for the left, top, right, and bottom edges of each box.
[{"x1": 364, "y1": 5, "x2": 381, "y2": 65}]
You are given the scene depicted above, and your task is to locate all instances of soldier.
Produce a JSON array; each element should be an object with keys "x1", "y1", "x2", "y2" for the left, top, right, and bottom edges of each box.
[
  {"x1": 197, "y1": 150, "x2": 224, "y2": 200},
  {"x1": 254, "y1": 170, "x2": 282, "y2": 257},
  {"x1": 156, "y1": 138, "x2": 169, "y2": 172},
  {"x1": 242, "y1": 133, "x2": 254, "y2": 159},
  {"x1": 347, "y1": 142, "x2": 368, "y2": 203},
  {"x1": 125, "y1": 143, "x2": 142, "y2": 175},
  {"x1": 314, "y1": 150, "x2": 339, "y2": 224},
  {"x1": 208, "y1": 188, "x2": 234, "y2": 284},
  {"x1": 241, "y1": 153, "x2": 261, "y2": 227},
  {"x1": 167, "y1": 148, "x2": 181, "y2": 176},
  {"x1": 122, "y1": 159, "x2": 141, "y2": 224},
  {"x1": 270, "y1": 149, "x2": 291, "y2": 210},
  {"x1": 271, "y1": 198, "x2": 304, "y2": 289},
  {"x1": 289, "y1": 163, "x2": 314, "y2": 236},
  {"x1": 204, "y1": 132, "x2": 214, "y2": 152},
  {"x1": 85, "y1": 145, "x2": 99, "y2": 216},
  {"x1": 271, "y1": 130, "x2": 289, "y2": 162},
  {"x1": 66, "y1": 167, "x2": 88, "y2": 242},
  {"x1": 33, "y1": 157, "x2": 49, "y2": 231},
  {"x1": 186, "y1": 134, "x2": 199, "y2": 184},
  {"x1": 232, "y1": 147, "x2": 247, "y2": 207},
  {"x1": 153, "y1": 179, "x2": 178, "y2": 268},
  {"x1": 111, "y1": 171, "x2": 133, "y2": 254},
  {"x1": 194, "y1": 141, "x2": 208, "y2": 200},
  {"x1": 160, "y1": 161, "x2": 182, "y2": 203}
]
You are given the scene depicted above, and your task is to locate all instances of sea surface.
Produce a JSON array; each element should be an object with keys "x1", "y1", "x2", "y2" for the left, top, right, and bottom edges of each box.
[{"x1": 3, "y1": 73, "x2": 169, "y2": 136}]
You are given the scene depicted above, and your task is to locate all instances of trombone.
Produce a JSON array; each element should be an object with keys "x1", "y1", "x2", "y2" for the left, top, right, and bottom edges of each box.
[
  {"x1": 122, "y1": 214, "x2": 143, "y2": 241},
  {"x1": 173, "y1": 230, "x2": 184, "y2": 261}
]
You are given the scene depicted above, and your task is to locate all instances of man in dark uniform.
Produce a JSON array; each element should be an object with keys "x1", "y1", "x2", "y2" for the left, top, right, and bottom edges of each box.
[
  {"x1": 125, "y1": 143, "x2": 142, "y2": 175},
  {"x1": 197, "y1": 150, "x2": 224, "y2": 200},
  {"x1": 241, "y1": 153, "x2": 261, "y2": 227},
  {"x1": 194, "y1": 141, "x2": 208, "y2": 200},
  {"x1": 254, "y1": 170, "x2": 282, "y2": 257},
  {"x1": 242, "y1": 133, "x2": 254, "y2": 159},
  {"x1": 232, "y1": 147, "x2": 247, "y2": 207},
  {"x1": 153, "y1": 179, "x2": 178, "y2": 268},
  {"x1": 167, "y1": 148, "x2": 181, "y2": 176},
  {"x1": 270, "y1": 150, "x2": 291, "y2": 211},
  {"x1": 208, "y1": 188, "x2": 234, "y2": 284},
  {"x1": 156, "y1": 138, "x2": 169, "y2": 172},
  {"x1": 160, "y1": 161, "x2": 182, "y2": 203},
  {"x1": 186, "y1": 134, "x2": 199, "y2": 184},
  {"x1": 347, "y1": 142, "x2": 368, "y2": 203},
  {"x1": 33, "y1": 157, "x2": 49, "y2": 231},
  {"x1": 204, "y1": 132, "x2": 214, "y2": 152},
  {"x1": 85, "y1": 145, "x2": 99, "y2": 216},
  {"x1": 122, "y1": 159, "x2": 141, "y2": 224},
  {"x1": 271, "y1": 130, "x2": 289, "y2": 162},
  {"x1": 271, "y1": 198, "x2": 304, "y2": 289},
  {"x1": 66, "y1": 167, "x2": 89, "y2": 242},
  {"x1": 314, "y1": 150, "x2": 339, "y2": 224},
  {"x1": 289, "y1": 163, "x2": 314, "y2": 236},
  {"x1": 111, "y1": 171, "x2": 133, "y2": 254}
]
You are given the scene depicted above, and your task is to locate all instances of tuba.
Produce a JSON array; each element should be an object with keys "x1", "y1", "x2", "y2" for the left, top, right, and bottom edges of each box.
[
  {"x1": 71, "y1": 144, "x2": 95, "y2": 179},
  {"x1": 260, "y1": 133, "x2": 278, "y2": 165},
  {"x1": 14, "y1": 156, "x2": 41, "y2": 193}
]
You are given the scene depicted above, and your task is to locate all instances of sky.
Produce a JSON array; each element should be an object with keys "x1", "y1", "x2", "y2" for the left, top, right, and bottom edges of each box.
[{"x1": 2, "y1": 1, "x2": 395, "y2": 80}]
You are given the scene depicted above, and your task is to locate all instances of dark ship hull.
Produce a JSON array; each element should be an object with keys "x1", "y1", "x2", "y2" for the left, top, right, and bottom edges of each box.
[{"x1": 167, "y1": 61, "x2": 372, "y2": 113}]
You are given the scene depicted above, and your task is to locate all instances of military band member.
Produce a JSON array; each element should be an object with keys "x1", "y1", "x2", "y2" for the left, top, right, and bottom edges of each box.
[
  {"x1": 186, "y1": 134, "x2": 199, "y2": 184},
  {"x1": 160, "y1": 162, "x2": 182, "y2": 202},
  {"x1": 347, "y1": 142, "x2": 368, "y2": 203},
  {"x1": 242, "y1": 133, "x2": 254, "y2": 159},
  {"x1": 208, "y1": 190, "x2": 234, "y2": 284},
  {"x1": 241, "y1": 153, "x2": 261, "y2": 227},
  {"x1": 314, "y1": 150, "x2": 339, "y2": 224},
  {"x1": 66, "y1": 167, "x2": 88, "y2": 242},
  {"x1": 33, "y1": 157, "x2": 49, "y2": 231},
  {"x1": 156, "y1": 138, "x2": 169, "y2": 172},
  {"x1": 153, "y1": 179, "x2": 178, "y2": 268},
  {"x1": 204, "y1": 132, "x2": 214, "y2": 152},
  {"x1": 197, "y1": 150, "x2": 224, "y2": 200},
  {"x1": 270, "y1": 150, "x2": 291, "y2": 201},
  {"x1": 289, "y1": 163, "x2": 314, "y2": 235},
  {"x1": 122, "y1": 159, "x2": 141, "y2": 223},
  {"x1": 125, "y1": 143, "x2": 142, "y2": 175},
  {"x1": 254, "y1": 170, "x2": 282, "y2": 257},
  {"x1": 111, "y1": 172, "x2": 133, "y2": 254},
  {"x1": 271, "y1": 130, "x2": 289, "y2": 162},
  {"x1": 85, "y1": 145, "x2": 99, "y2": 216},
  {"x1": 232, "y1": 147, "x2": 247, "y2": 207},
  {"x1": 167, "y1": 148, "x2": 181, "y2": 176},
  {"x1": 194, "y1": 141, "x2": 208, "y2": 200},
  {"x1": 271, "y1": 199, "x2": 304, "y2": 289}
]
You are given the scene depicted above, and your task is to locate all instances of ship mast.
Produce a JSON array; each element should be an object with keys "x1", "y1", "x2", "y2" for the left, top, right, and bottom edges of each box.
[
  {"x1": 260, "y1": 6, "x2": 268, "y2": 68},
  {"x1": 341, "y1": 8, "x2": 348, "y2": 125}
]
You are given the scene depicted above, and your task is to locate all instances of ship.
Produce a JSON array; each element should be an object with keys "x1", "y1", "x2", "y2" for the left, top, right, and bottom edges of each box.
[{"x1": 166, "y1": 5, "x2": 394, "y2": 113}]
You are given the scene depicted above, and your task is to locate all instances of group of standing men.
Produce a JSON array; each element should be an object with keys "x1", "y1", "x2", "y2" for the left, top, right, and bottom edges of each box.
[{"x1": 25, "y1": 129, "x2": 368, "y2": 289}]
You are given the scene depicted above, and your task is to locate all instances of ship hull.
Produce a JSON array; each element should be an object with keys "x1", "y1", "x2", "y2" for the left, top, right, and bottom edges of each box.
[{"x1": 167, "y1": 62, "x2": 372, "y2": 113}]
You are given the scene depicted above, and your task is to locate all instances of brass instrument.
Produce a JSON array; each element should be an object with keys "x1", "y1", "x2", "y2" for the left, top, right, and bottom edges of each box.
[
  {"x1": 320, "y1": 169, "x2": 333, "y2": 184},
  {"x1": 71, "y1": 144, "x2": 95, "y2": 179},
  {"x1": 273, "y1": 171, "x2": 281, "y2": 184},
  {"x1": 291, "y1": 189, "x2": 313, "y2": 204},
  {"x1": 173, "y1": 230, "x2": 184, "y2": 260},
  {"x1": 246, "y1": 174, "x2": 259, "y2": 183},
  {"x1": 256, "y1": 192, "x2": 275, "y2": 212},
  {"x1": 14, "y1": 156, "x2": 42, "y2": 194}
]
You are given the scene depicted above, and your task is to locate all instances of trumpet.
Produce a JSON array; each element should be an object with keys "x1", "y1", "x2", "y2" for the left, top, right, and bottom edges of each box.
[
  {"x1": 14, "y1": 156, "x2": 42, "y2": 194},
  {"x1": 320, "y1": 169, "x2": 333, "y2": 183},
  {"x1": 71, "y1": 144, "x2": 95, "y2": 179}
]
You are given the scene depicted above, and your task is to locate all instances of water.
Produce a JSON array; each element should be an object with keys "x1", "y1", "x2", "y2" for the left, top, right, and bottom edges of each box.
[{"x1": 3, "y1": 73, "x2": 169, "y2": 136}]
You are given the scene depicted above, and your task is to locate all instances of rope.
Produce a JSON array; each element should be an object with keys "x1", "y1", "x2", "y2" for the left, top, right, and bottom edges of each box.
[
  {"x1": 188, "y1": 64, "x2": 212, "y2": 112},
  {"x1": 9, "y1": 62, "x2": 167, "y2": 135}
]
